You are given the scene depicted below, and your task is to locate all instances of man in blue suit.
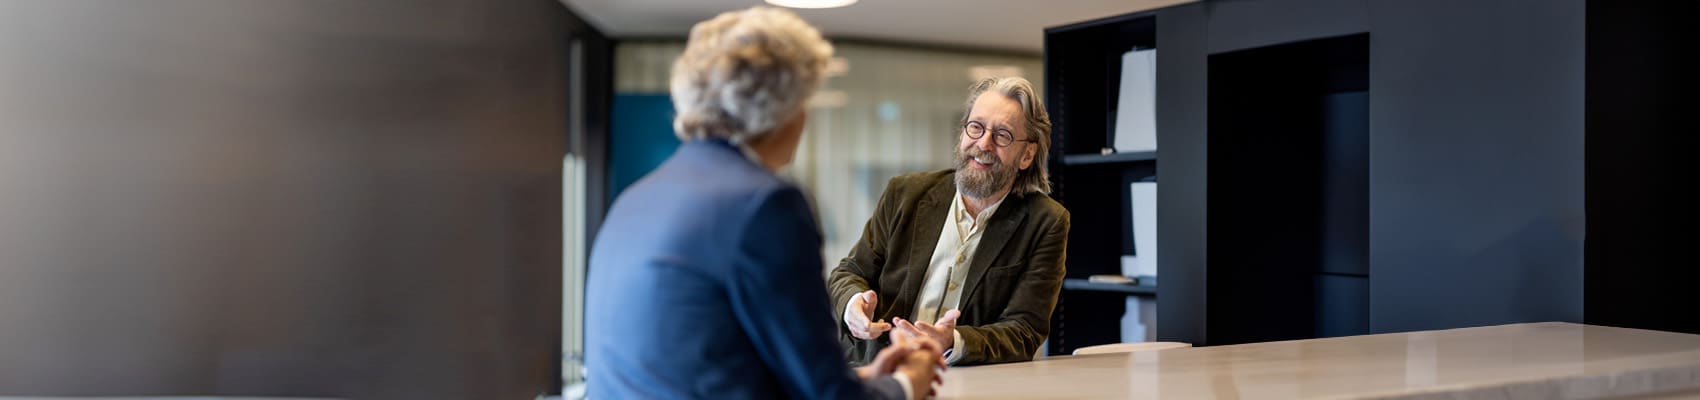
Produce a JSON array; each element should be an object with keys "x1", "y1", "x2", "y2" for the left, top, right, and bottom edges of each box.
[{"x1": 585, "y1": 7, "x2": 942, "y2": 400}]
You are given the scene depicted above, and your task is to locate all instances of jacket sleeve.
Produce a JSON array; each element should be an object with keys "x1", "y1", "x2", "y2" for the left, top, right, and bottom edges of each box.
[
  {"x1": 862, "y1": 375, "x2": 908, "y2": 400},
  {"x1": 828, "y1": 176, "x2": 904, "y2": 337},
  {"x1": 955, "y1": 209, "x2": 1069, "y2": 365},
  {"x1": 726, "y1": 186, "x2": 870, "y2": 400}
]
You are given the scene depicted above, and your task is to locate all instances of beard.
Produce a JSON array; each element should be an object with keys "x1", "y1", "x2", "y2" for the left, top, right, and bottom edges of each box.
[{"x1": 954, "y1": 146, "x2": 1018, "y2": 199}]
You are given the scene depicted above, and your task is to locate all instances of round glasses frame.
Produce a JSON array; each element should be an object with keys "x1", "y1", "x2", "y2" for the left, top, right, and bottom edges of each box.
[{"x1": 962, "y1": 121, "x2": 1035, "y2": 147}]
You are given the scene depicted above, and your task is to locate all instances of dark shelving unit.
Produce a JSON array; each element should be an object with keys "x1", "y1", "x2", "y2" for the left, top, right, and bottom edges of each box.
[{"x1": 1042, "y1": 10, "x2": 1159, "y2": 356}]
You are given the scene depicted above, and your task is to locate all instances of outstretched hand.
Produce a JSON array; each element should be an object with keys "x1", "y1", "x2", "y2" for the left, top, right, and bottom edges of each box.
[
  {"x1": 846, "y1": 290, "x2": 892, "y2": 340},
  {"x1": 893, "y1": 309, "x2": 960, "y2": 351}
]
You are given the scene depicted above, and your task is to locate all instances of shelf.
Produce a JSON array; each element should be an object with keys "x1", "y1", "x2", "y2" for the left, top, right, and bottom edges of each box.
[
  {"x1": 1062, "y1": 151, "x2": 1157, "y2": 166},
  {"x1": 1063, "y1": 278, "x2": 1157, "y2": 296}
]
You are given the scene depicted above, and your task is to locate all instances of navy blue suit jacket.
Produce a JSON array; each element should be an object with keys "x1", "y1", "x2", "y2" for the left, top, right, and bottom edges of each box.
[{"x1": 586, "y1": 139, "x2": 904, "y2": 399}]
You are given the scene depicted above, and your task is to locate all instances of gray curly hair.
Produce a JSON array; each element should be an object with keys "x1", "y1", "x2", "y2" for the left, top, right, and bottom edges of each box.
[{"x1": 669, "y1": 7, "x2": 834, "y2": 144}]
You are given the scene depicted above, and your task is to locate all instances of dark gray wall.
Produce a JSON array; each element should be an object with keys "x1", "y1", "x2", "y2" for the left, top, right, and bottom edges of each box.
[
  {"x1": 0, "y1": 1, "x2": 566, "y2": 398},
  {"x1": 1366, "y1": 0, "x2": 1585, "y2": 333},
  {"x1": 1154, "y1": 3, "x2": 1210, "y2": 345},
  {"x1": 1156, "y1": 0, "x2": 1586, "y2": 345}
]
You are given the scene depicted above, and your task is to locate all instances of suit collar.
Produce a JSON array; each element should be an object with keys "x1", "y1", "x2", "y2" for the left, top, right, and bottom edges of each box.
[
  {"x1": 960, "y1": 191, "x2": 1027, "y2": 310},
  {"x1": 890, "y1": 174, "x2": 957, "y2": 320},
  {"x1": 684, "y1": 138, "x2": 764, "y2": 168}
]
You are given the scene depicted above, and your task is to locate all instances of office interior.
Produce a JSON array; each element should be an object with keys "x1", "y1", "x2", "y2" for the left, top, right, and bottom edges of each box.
[{"x1": 1, "y1": 0, "x2": 1696, "y2": 399}]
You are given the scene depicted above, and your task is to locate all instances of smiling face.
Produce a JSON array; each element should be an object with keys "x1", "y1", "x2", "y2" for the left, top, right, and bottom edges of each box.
[{"x1": 954, "y1": 91, "x2": 1037, "y2": 200}]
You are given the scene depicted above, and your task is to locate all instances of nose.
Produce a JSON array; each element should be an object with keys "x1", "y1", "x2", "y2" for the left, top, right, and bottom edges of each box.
[{"x1": 972, "y1": 132, "x2": 998, "y2": 152}]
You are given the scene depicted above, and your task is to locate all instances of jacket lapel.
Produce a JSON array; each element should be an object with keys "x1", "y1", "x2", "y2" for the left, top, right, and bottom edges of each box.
[
  {"x1": 887, "y1": 176, "x2": 954, "y2": 322},
  {"x1": 959, "y1": 194, "x2": 1029, "y2": 316}
]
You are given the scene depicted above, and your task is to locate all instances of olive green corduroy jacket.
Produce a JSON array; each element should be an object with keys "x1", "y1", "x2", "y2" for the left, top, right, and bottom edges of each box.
[{"x1": 829, "y1": 169, "x2": 1069, "y2": 366}]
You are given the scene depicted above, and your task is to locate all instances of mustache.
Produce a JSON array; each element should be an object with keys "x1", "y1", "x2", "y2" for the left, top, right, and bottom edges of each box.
[{"x1": 958, "y1": 148, "x2": 998, "y2": 165}]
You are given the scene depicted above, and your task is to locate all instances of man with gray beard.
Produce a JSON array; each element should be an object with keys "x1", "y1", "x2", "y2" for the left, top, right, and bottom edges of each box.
[{"x1": 829, "y1": 76, "x2": 1071, "y2": 367}]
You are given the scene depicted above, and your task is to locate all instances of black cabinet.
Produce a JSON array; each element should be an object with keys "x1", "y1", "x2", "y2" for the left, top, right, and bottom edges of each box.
[{"x1": 1046, "y1": 0, "x2": 1603, "y2": 348}]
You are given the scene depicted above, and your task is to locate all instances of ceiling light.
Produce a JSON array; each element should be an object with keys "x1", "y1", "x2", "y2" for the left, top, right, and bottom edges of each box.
[{"x1": 765, "y1": 0, "x2": 858, "y2": 9}]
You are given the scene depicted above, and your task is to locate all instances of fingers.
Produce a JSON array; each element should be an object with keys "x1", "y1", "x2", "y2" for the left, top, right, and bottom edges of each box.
[
  {"x1": 868, "y1": 341, "x2": 912, "y2": 375},
  {"x1": 890, "y1": 321, "x2": 920, "y2": 346},
  {"x1": 895, "y1": 348, "x2": 943, "y2": 400},
  {"x1": 936, "y1": 309, "x2": 962, "y2": 328},
  {"x1": 892, "y1": 317, "x2": 921, "y2": 337},
  {"x1": 849, "y1": 291, "x2": 889, "y2": 340},
  {"x1": 913, "y1": 338, "x2": 948, "y2": 370},
  {"x1": 918, "y1": 321, "x2": 949, "y2": 339},
  {"x1": 847, "y1": 298, "x2": 890, "y2": 339},
  {"x1": 852, "y1": 320, "x2": 890, "y2": 340},
  {"x1": 894, "y1": 317, "x2": 934, "y2": 349},
  {"x1": 913, "y1": 337, "x2": 942, "y2": 353},
  {"x1": 867, "y1": 320, "x2": 892, "y2": 336}
]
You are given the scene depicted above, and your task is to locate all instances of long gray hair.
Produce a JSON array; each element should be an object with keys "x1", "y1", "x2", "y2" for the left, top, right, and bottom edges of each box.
[{"x1": 958, "y1": 76, "x2": 1052, "y2": 195}]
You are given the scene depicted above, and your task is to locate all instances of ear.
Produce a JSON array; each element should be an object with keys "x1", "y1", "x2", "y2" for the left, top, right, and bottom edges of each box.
[{"x1": 1019, "y1": 142, "x2": 1036, "y2": 170}]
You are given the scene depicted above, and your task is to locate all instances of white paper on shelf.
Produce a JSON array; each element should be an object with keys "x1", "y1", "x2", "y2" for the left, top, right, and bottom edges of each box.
[
  {"x1": 1124, "y1": 180, "x2": 1159, "y2": 343},
  {"x1": 1113, "y1": 48, "x2": 1158, "y2": 153},
  {"x1": 1131, "y1": 182, "x2": 1158, "y2": 277},
  {"x1": 1122, "y1": 297, "x2": 1158, "y2": 343}
]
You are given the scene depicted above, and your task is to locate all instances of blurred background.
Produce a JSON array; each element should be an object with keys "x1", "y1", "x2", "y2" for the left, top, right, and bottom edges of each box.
[
  {"x1": 3, "y1": 0, "x2": 1696, "y2": 399},
  {"x1": 608, "y1": 40, "x2": 1041, "y2": 272}
]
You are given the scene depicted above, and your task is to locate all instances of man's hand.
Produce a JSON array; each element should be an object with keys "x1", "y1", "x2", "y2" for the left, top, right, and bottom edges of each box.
[
  {"x1": 893, "y1": 309, "x2": 960, "y2": 351},
  {"x1": 855, "y1": 341, "x2": 912, "y2": 381},
  {"x1": 893, "y1": 329, "x2": 948, "y2": 372},
  {"x1": 858, "y1": 330, "x2": 948, "y2": 398},
  {"x1": 846, "y1": 290, "x2": 892, "y2": 340},
  {"x1": 896, "y1": 343, "x2": 942, "y2": 399},
  {"x1": 892, "y1": 330, "x2": 946, "y2": 399}
]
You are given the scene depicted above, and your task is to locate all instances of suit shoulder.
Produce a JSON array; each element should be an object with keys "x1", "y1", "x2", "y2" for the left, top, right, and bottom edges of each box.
[
  {"x1": 627, "y1": 146, "x2": 800, "y2": 224},
  {"x1": 1023, "y1": 193, "x2": 1070, "y2": 221},
  {"x1": 884, "y1": 169, "x2": 954, "y2": 194}
]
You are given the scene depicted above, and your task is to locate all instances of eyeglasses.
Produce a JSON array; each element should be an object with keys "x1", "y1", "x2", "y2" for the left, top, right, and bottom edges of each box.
[{"x1": 962, "y1": 121, "x2": 1036, "y2": 147}]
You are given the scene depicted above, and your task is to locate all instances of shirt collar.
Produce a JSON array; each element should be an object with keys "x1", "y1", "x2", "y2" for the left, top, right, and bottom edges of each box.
[
  {"x1": 735, "y1": 143, "x2": 765, "y2": 167},
  {"x1": 952, "y1": 189, "x2": 1008, "y2": 229}
]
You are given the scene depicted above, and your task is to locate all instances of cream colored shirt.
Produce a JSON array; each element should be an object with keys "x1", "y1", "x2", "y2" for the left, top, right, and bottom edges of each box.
[{"x1": 921, "y1": 189, "x2": 1004, "y2": 364}]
